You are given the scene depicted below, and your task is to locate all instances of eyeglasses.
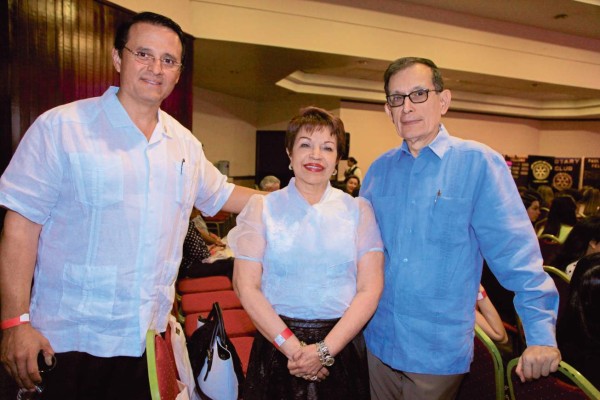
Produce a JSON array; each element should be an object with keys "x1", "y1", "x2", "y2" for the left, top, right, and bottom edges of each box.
[
  {"x1": 386, "y1": 89, "x2": 440, "y2": 107},
  {"x1": 16, "y1": 352, "x2": 57, "y2": 400},
  {"x1": 122, "y1": 46, "x2": 182, "y2": 70}
]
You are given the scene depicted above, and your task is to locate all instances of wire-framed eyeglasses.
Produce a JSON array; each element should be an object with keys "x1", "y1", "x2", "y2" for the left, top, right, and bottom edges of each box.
[
  {"x1": 386, "y1": 88, "x2": 440, "y2": 107},
  {"x1": 123, "y1": 46, "x2": 182, "y2": 70}
]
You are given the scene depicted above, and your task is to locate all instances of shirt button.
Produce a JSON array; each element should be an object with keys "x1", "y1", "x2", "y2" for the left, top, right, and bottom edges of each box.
[
  {"x1": 403, "y1": 258, "x2": 408, "y2": 263},
  {"x1": 411, "y1": 200, "x2": 416, "y2": 205}
]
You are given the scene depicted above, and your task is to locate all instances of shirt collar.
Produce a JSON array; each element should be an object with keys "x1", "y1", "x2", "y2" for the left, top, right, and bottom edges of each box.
[
  {"x1": 399, "y1": 124, "x2": 451, "y2": 160},
  {"x1": 102, "y1": 86, "x2": 172, "y2": 140}
]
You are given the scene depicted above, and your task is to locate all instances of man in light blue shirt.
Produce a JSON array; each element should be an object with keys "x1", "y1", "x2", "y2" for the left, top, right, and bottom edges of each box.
[
  {"x1": 362, "y1": 57, "x2": 561, "y2": 399},
  {"x1": 0, "y1": 12, "x2": 257, "y2": 399}
]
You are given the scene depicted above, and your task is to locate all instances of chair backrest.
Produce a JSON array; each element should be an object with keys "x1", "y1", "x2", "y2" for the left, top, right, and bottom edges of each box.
[
  {"x1": 539, "y1": 235, "x2": 562, "y2": 265},
  {"x1": 507, "y1": 357, "x2": 600, "y2": 400},
  {"x1": 456, "y1": 325, "x2": 505, "y2": 400},
  {"x1": 146, "y1": 330, "x2": 181, "y2": 400},
  {"x1": 543, "y1": 265, "x2": 571, "y2": 324}
]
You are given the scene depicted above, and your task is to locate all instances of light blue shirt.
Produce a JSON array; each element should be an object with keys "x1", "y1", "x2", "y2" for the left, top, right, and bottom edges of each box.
[
  {"x1": 0, "y1": 87, "x2": 234, "y2": 357},
  {"x1": 228, "y1": 178, "x2": 383, "y2": 319},
  {"x1": 362, "y1": 125, "x2": 558, "y2": 374}
]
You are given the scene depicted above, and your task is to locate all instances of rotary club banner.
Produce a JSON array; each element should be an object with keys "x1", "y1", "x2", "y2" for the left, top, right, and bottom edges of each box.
[
  {"x1": 583, "y1": 158, "x2": 600, "y2": 188},
  {"x1": 552, "y1": 157, "x2": 581, "y2": 191},
  {"x1": 527, "y1": 155, "x2": 554, "y2": 189}
]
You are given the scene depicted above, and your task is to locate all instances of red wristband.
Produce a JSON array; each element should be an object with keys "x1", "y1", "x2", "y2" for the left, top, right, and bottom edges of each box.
[
  {"x1": 0, "y1": 313, "x2": 30, "y2": 330},
  {"x1": 273, "y1": 328, "x2": 294, "y2": 348},
  {"x1": 477, "y1": 289, "x2": 487, "y2": 301}
]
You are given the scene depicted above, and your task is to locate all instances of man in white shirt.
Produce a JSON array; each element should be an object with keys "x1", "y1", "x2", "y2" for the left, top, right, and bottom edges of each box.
[{"x1": 0, "y1": 11, "x2": 256, "y2": 399}]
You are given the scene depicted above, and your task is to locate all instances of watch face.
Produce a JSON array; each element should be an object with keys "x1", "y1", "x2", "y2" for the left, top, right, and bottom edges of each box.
[{"x1": 324, "y1": 357, "x2": 335, "y2": 367}]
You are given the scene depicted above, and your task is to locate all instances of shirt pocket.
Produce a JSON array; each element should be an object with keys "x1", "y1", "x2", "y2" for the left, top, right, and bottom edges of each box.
[
  {"x1": 428, "y1": 196, "x2": 471, "y2": 244},
  {"x1": 58, "y1": 263, "x2": 118, "y2": 322},
  {"x1": 174, "y1": 161, "x2": 198, "y2": 207},
  {"x1": 69, "y1": 153, "x2": 123, "y2": 207}
]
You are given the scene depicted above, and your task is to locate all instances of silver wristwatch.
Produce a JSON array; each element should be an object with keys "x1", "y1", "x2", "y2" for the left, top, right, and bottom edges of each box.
[{"x1": 316, "y1": 341, "x2": 335, "y2": 367}]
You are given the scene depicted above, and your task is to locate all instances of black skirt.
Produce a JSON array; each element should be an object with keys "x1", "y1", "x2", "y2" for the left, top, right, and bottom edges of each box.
[{"x1": 243, "y1": 315, "x2": 370, "y2": 400}]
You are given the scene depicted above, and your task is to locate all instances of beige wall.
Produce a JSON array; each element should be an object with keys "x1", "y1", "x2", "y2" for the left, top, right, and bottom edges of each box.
[{"x1": 193, "y1": 92, "x2": 600, "y2": 180}]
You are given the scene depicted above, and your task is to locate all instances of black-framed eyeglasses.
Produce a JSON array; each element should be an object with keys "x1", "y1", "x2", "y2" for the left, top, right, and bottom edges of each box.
[
  {"x1": 386, "y1": 89, "x2": 440, "y2": 107},
  {"x1": 123, "y1": 46, "x2": 182, "y2": 71}
]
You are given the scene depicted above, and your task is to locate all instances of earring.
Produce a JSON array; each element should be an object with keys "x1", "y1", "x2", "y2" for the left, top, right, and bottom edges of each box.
[
  {"x1": 332, "y1": 169, "x2": 337, "y2": 176},
  {"x1": 288, "y1": 164, "x2": 293, "y2": 170}
]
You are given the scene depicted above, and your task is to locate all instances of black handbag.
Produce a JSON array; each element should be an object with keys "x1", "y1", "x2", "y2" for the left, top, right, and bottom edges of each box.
[{"x1": 187, "y1": 302, "x2": 245, "y2": 400}]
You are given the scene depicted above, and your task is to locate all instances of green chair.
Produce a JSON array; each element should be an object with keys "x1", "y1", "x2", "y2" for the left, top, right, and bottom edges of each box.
[
  {"x1": 456, "y1": 325, "x2": 505, "y2": 400},
  {"x1": 507, "y1": 357, "x2": 600, "y2": 400}
]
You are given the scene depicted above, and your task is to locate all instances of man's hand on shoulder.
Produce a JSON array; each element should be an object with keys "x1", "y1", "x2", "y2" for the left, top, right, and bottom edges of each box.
[{"x1": 516, "y1": 345, "x2": 561, "y2": 382}]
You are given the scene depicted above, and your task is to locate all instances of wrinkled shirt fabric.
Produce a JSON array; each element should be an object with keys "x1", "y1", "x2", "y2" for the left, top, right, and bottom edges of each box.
[
  {"x1": 228, "y1": 178, "x2": 383, "y2": 319},
  {"x1": 361, "y1": 125, "x2": 558, "y2": 374},
  {"x1": 0, "y1": 87, "x2": 234, "y2": 357}
]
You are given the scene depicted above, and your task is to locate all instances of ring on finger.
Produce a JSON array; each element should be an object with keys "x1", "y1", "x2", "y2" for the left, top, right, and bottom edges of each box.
[{"x1": 310, "y1": 375, "x2": 318, "y2": 381}]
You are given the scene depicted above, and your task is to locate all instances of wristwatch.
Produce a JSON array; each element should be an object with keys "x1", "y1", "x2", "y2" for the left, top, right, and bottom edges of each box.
[{"x1": 316, "y1": 341, "x2": 335, "y2": 367}]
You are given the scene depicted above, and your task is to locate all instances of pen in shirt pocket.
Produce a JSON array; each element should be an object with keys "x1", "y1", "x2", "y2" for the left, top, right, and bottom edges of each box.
[
  {"x1": 434, "y1": 189, "x2": 441, "y2": 207},
  {"x1": 180, "y1": 158, "x2": 185, "y2": 175}
]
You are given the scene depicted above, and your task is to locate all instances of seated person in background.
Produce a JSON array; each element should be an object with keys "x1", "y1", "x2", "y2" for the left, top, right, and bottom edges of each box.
[
  {"x1": 475, "y1": 284, "x2": 508, "y2": 344},
  {"x1": 521, "y1": 189, "x2": 542, "y2": 225},
  {"x1": 556, "y1": 252, "x2": 600, "y2": 389},
  {"x1": 259, "y1": 175, "x2": 281, "y2": 192},
  {"x1": 178, "y1": 222, "x2": 233, "y2": 280},
  {"x1": 537, "y1": 195, "x2": 578, "y2": 243},
  {"x1": 537, "y1": 184, "x2": 554, "y2": 218},
  {"x1": 344, "y1": 175, "x2": 360, "y2": 197},
  {"x1": 577, "y1": 186, "x2": 600, "y2": 219},
  {"x1": 554, "y1": 216, "x2": 600, "y2": 278},
  {"x1": 191, "y1": 207, "x2": 225, "y2": 247},
  {"x1": 344, "y1": 156, "x2": 362, "y2": 182}
]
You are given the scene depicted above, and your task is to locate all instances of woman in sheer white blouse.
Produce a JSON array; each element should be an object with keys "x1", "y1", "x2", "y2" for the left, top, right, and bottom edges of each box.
[{"x1": 228, "y1": 106, "x2": 384, "y2": 400}]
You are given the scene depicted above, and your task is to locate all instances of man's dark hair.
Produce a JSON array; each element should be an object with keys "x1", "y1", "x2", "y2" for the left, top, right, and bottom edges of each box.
[
  {"x1": 114, "y1": 11, "x2": 186, "y2": 66},
  {"x1": 384, "y1": 57, "x2": 444, "y2": 95}
]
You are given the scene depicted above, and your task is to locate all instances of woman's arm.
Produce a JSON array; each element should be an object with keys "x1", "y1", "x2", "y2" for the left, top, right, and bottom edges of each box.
[
  {"x1": 475, "y1": 285, "x2": 508, "y2": 344},
  {"x1": 233, "y1": 258, "x2": 304, "y2": 360}
]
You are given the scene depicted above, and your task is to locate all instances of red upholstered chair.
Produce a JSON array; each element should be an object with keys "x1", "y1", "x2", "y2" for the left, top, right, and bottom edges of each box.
[
  {"x1": 456, "y1": 325, "x2": 505, "y2": 400},
  {"x1": 539, "y1": 234, "x2": 562, "y2": 266},
  {"x1": 146, "y1": 330, "x2": 181, "y2": 400},
  {"x1": 507, "y1": 358, "x2": 600, "y2": 400},
  {"x1": 230, "y1": 336, "x2": 255, "y2": 376},
  {"x1": 180, "y1": 290, "x2": 242, "y2": 315},
  {"x1": 203, "y1": 211, "x2": 234, "y2": 237},
  {"x1": 184, "y1": 309, "x2": 257, "y2": 338},
  {"x1": 177, "y1": 276, "x2": 232, "y2": 294}
]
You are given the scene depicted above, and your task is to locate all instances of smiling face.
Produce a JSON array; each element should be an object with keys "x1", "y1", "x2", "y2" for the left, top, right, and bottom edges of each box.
[
  {"x1": 112, "y1": 22, "x2": 182, "y2": 111},
  {"x1": 385, "y1": 63, "x2": 451, "y2": 156},
  {"x1": 346, "y1": 177, "x2": 360, "y2": 194},
  {"x1": 288, "y1": 126, "x2": 338, "y2": 194}
]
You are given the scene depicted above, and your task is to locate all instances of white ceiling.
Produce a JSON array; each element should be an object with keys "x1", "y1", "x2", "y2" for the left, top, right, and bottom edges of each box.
[{"x1": 192, "y1": 0, "x2": 600, "y2": 119}]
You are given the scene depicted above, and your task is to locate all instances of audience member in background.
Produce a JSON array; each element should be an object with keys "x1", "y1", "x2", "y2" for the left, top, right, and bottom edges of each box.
[
  {"x1": 475, "y1": 285, "x2": 508, "y2": 345},
  {"x1": 229, "y1": 107, "x2": 384, "y2": 400},
  {"x1": 191, "y1": 208, "x2": 225, "y2": 247},
  {"x1": 178, "y1": 223, "x2": 233, "y2": 280},
  {"x1": 537, "y1": 195, "x2": 578, "y2": 243},
  {"x1": 553, "y1": 216, "x2": 600, "y2": 278},
  {"x1": 362, "y1": 57, "x2": 559, "y2": 400},
  {"x1": 344, "y1": 156, "x2": 363, "y2": 182},
  {"x1": 520, "y1": 189, "x2": 543, "y2": 225},
  {"x1": 259, "y1": 175, "x2": 281, "y2": 192},
  {"x1": 344, "y1": 175, "x2": 360, "y2": 197},
  {"x1": 0, "y1": 12, "x2": 257, "y2": 398},
  {"x1": 537, "y1": 185, "x2": 555, "y2": 209},
  {"x1": 556, "y1": 252, "x2": 600, "y2": 389},
  {"x1": 577, "y1": 187, "x2": 600, "y2": 219}
]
